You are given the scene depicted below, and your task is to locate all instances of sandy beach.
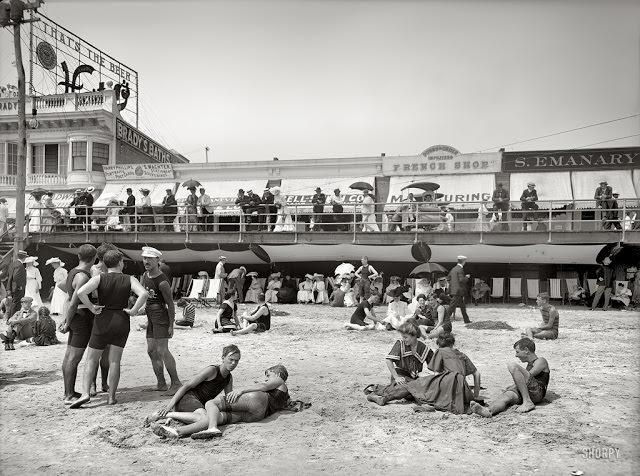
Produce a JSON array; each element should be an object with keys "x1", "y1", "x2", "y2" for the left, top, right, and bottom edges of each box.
[{"x1": 1, "y1": 301, "x2": 639, "y2": 475}]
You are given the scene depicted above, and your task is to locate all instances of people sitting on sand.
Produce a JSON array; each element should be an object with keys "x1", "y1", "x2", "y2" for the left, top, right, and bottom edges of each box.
[
  {"x1": 330, "y1": 275, "x2": 347, "y2": 307},
  {"x1": 568, "y1": 284, "x2": 588, "y2": 307},
  {"x1": 384, "y1": 287, "x2": 410, "y2": 330},
  {"x1": 422, "y1": 294, "x2": 453, "y2": 339},
  {"x1": 610, "y1": 282, "x2": 632, "y2": 310},
  {"x1": 145, "y1": 345, "x2": 240, "y2": 436},
  {"x1": 264, "y1": 272, "x2": 281, "y2": 303},
  {"x1": 366, "y1": 331, "x2": 480, "y2": 414},
  {"x1": 175, "y1": 298, "x2": 196, "y2": 327},
  {"x1": 1, "y1": 296, "x2": 37, "y2": 349},
  {"x1": 471, "y1": 337, "x2": 549, "y2": 417},
  {"x1": 32, "y1": 306, "x2": 60, "y2": 346},
  {"x1": 154, "y1": 363, "x2": 290, "y2": 440},
  {"x1": 231, "y1": 292, "x2": 271, "y2": 336},
  {"x1": 411, "y1": 294, "x2": 436, "y2": 332},
  {"x1": 384, "y1": 276, "x2": 402, "y2": 304},
  {"x1": 344, "y1": 290, "x2": 383, "y2": 330},
  {"x1": 313, "y1": 274, "x2": 329, "y2": 304},
  {"x1": 213, "y1": 291, "x2": 239, "y2": 333},
  {"x1": 297, "y1": 274, "x2": 314, "y2": 304},
  {"x1": 343, "y1": 276, "x2": 357, "y2": 307},
  {"x1": 523, "y1": 292, "x2": 559, "y2": 340}
]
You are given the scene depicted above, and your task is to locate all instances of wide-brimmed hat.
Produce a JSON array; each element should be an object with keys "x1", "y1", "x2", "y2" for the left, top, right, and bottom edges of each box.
[
  {"x1": 45, "y1": 257, "x2": 65, "y2": 267},
  {"x1": 0, "y1": 197, "x2": 6, "y2": 203},
  {"x1": 386, "y1": 287, "x2": 403, "y2": 298},
  {"x1": 246, "y1": 271, "x2": 259, "y2": 277},
  {"x1": 139, "y1": 188, "x2": 150, "y2": 193},
  {"x1": 24, "y1": 256, "x2": 38, "y2": 265},
  {"x1": 527, "y1": 182, "x2": 535, "y2": 187},
  {"x1": 17, "y1": 250, "x2": 28, "y2": 258},
  {"x1": 219, "y1": 255, "x2": 227, "y2": 260},
  {"x1": 313, "y1": 273, "x2": 324, "y2": 279},
  {"x1": 20, "y1": 296, "x2": 33, "y2": 303},
  {"x1": 270, "y1": 272, "x2": 281, "y2": 278},
  {"x1": 198, "y1": 271, "x2": 209, "y2": 277},
  {"x1": 86, "y1": 187, "x2": 95, "y2": 193},
  {"x1": 305, "y1": 273, "x2": 313, "y2": 279}
]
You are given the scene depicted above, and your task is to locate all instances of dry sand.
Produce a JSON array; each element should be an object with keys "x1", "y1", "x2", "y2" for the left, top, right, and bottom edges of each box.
[{"x1": 1, "y1": 302, "x2": 639, "y2": 475}]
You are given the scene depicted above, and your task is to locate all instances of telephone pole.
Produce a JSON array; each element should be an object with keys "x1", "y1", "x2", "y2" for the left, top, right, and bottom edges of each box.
[{"x1": 1, "y1": 0, "x2": 43, "y2": 258}]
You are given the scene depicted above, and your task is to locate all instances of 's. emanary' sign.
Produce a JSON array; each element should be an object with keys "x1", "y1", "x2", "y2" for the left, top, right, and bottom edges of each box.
[
  {"x1": 103, "y1": 164, "x2": 174, "y2": 181},
  {"x1": 503, "y1": 147, "x2": 640, "y2": 172}
]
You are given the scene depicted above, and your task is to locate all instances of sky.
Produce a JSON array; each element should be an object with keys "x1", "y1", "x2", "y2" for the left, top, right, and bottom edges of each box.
[{"x1": 1, "y1": 0, "x2": 639, "y2": 163}]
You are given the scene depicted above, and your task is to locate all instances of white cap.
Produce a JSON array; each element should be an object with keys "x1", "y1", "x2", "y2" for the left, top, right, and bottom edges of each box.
[
  {"x1": 219, "y1": 255, "x2": 227, "y2": 260},
  {"x1": 457, "y1": 255, "x2": 467, "y2": 260},
  {"x1": 141, "y1": 246, "x2": 162, "y2": 258}
]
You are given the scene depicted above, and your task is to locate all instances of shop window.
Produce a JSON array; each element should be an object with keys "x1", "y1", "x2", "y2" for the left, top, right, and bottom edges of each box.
[
  {"x1": 7, "y1": 143, "x2": 18, "y2": 175},
  {"x1": 72, "y1": 141, "x2": 87, "y2": 171},
  {"x1": 92, "y1": 142, "x2": 110, "y2": 172}
]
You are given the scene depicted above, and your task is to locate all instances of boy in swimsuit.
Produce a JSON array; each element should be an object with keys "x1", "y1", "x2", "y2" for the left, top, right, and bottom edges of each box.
[
  {"x1": 523, "y1": 292, "x2": 559, "y2": 340},
  {"x1": 471, "y1": 337, "x2": 549, "y2": 417}
]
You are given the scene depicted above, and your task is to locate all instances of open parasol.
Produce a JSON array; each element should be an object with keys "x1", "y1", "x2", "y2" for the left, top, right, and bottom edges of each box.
[
  {"x1": 408, "y1": 262, "x2": 448, "y2": 278},
  {"x1": 29, "y1": 187, "x2": 49, "y2": 199},
  {"x1": 349, "y1": 182, "x2": 374, "y2": 191},
  {"x1": 401, "y1": 182, "x2": 440, "y2": 192},
  {"x1": 335, "y1": 262, "x2": 355, "y2": 276},
  {"x1": 181, "y1": 179, "x2": 202, "y2": 188}
]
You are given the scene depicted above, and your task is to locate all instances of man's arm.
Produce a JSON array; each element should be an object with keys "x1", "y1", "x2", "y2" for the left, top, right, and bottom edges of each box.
[
  {"x1": 61, "y1": 272, "x2": 90, "y2": 330},
  {"x1": 158, "y1": 280, "x2": 175, "y2": 337},
  {"x1": 368, "y1": 265, "x2": 379, "y2": 279},
  {"x1": 527, "y1": 357, "x2": 548, "y2": 377},
  {"x1": 245, "y1": 306, "x2": 267, "y2": 323},
  {"x1": 354, "y1": 266, "x2": 363, "y2": 279},
  {"x1": 472, "y1": 370, "x2": 481, "y2": 399},
  {"x1": 539, "y1": 307, "x2": 558, "y2": 330}
]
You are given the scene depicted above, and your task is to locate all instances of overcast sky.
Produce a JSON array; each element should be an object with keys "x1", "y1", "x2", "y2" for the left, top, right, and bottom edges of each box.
[{"x1": 2, "y1": 0, "x2": 639, "y2": 162}]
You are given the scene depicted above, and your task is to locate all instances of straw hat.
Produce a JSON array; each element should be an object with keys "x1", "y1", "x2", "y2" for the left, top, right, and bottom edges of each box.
[
  {"x1": 24, "y1": 256, "x2": 38, "y2": 265},
  {"x1": 45, "y1": 257, "x2": 65, "y2": 267},
  {"x1": 246, "y1": 271, "x2": 259, "y2": 277}
]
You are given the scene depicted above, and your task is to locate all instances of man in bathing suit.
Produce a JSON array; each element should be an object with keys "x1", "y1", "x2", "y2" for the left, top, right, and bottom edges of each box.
[{"x1": 471, "y1": 337, "x2": 549, "y2": 417}]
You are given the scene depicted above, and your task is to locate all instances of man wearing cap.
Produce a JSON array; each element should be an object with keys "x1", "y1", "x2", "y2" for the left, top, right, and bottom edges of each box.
[
  {"x1": 214, "y1": 256, "x2": 228, "y2": 303},
  {"x1": 227, "y1": 266, "x2": 247, "y2": 303},
  {"x1": 519, "y1": 182, "x2": 538, "y2": 232},
  {"x1": 140, "y1": 247, "x2": 181, "y2": 392},
  {"x1": 261, "y1": 187, "x2": 275, "y2": 232},
  {"x1": 123, "y1": 188, "x2": 136, "y2": 232},
  {"x1": 448, "y1": 255, "x2": 472, "y2": 324},
  {"x1": 491, "y1": 182, "x2": 510, "y2": 231},
  {"x1": 311, "y1": 187, "x2": 326, "y2": 231},
  {"x1": 594, "y1": 180, "x2": 613, "y2": 229},
  {"x1": 0, "y1": 197, "x2": 8, "y2": 236},
  {"x1": 1, "y1": 296, "x2": 37, "y2": 347},
  {"x1": 6, "y1": 250, "x2": 27, "y2": 318},
  {"x1": 198, "y1": 187, "x2": 213, "y2": 232},
  {"x1": 162, "y1": 189, "x2": 178, "y2": 232}
]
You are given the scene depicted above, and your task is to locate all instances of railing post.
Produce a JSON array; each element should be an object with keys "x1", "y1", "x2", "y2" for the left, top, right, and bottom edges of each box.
[
  {"x1": 352, "y1": 206, "x2": 357, "y2": 243},
  {"x1": 547, "y1": 201, "x2": 553, "y2": 242},
  {"x1": 621, "y1": 200, "x2": 627, "y2": 242},
  {"x1": 293, "y1": 205, "x2": 298, "y2": 243}
]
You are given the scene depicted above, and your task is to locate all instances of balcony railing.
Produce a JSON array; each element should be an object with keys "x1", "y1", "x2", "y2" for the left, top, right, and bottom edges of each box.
[
  {"x1": 0, "y1": 91, "x2": 115, "y2": 118},
  {"x1": 0, "y1": 174, "x2": 68, "y2": 187},
  {"x1": 18, "y1": 198, "x2": 640, "y2": 243}
]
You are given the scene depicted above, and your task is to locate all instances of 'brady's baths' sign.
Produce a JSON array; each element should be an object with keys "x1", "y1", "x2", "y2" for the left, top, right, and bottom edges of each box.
[{"x1": 503, "y1": 147, "x2": 640, "y2": 172}]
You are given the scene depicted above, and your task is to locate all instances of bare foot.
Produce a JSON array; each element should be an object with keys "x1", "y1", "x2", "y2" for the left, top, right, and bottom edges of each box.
[
  {"x1": 470, "y1": 401, "x2": 492, "y2": 418},
  {"x1": 163, "y1": 383, "x2": 181, "y2": 396},
  {"x1": 144, "y1": 411, "x2": 163, "y2": 427},
  {"x1": 102, "y1": 383, "x2": 109, "y2": 392},
  {"x1": 107, "y1": 397, "x2": 118, "y2": 405},
  {"x1": 89, "y1": 384, "x2": 97, "y2": 397},
  {"x1": 69, "y1": 395, "x2": 90, "y2": 409},
  {"x1": 413, "y1": 404, "x2": 436, "y2": 413},
  {"x1": 516, "y1": 402, "x2": 535, "y2": 413},
  {"x1": 366, "y1": 394, "x2": 386, "y2": 406},
  {"x1": 230, "y1": 330, "x2": 237, "y2": 336}
]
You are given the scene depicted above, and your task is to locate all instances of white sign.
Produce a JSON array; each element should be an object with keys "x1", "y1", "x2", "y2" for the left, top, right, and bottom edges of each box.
[
  {"x1": 383, "y1": 146, "x2": 501, "y2": 176},
  {"x1": 103, "y1": 164, "x2": 175, "y2": 181}
]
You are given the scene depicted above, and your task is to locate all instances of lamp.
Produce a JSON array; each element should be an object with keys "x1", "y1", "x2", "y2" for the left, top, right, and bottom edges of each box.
[{"x1": 28, "y1": 107, "x2": 38, "y2": 129}]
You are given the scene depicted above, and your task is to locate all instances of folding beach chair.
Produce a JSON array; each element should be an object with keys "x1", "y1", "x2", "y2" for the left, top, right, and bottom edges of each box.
[
  {"x1": 586, "y1": 279, "x2": 597, "y2": 296},
  {"x1": 548, "y1": 278, "x2": 564, "y2": 305},
  {"x1": 564, "y1": 278, "x2": 580, "y2": 306},
  {"x1": 490, "y1": 278, "x2": 505, "y2": 303},
  {"x1": 200, "y1": 278, "x2": 223, "y2": 307},
  {"x1": 171, "y1": 277, "x2": 182, "y2": 298},
  {"x1": 181, "y1": 274, "x2": 193, "y2": 296},
  {"x1": 183, "y1": 279, "x2": 206, "y2": 307},
  {"x1": 508, "y1": 278, "x2": 522, "y2": 303},
  {"x1": 526, "y1": 279, "x2": 540, "y2": 305}
]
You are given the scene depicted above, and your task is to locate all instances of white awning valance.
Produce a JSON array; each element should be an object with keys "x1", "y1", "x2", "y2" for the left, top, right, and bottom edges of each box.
[
  {"x1": 509, "y1": 172, "x2": 573, "y2": 209},
  {"x1": 279, "y1": 176, "x2": 376, "y2": 213},
  {"x1": 174, "y1": 179, "x2": 268, "y2": 216},
  {"x1": 571, "y1": 170, "x2": 638, "y2": 209},
  {"x1": 94, "y1": 182, "x2": 177, "y2": 208}
]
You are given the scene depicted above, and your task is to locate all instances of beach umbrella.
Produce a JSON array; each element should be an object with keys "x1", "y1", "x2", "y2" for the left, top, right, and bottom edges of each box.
[
  {"x1": 349, "y1": 182, "x2": 374, "y2": 191},
  {"x1": 181, "y1": 179, "x2": 202, "y2": 188},
  {"x1": 334, "y1": 262, "x2": 355, "y2": 276},
  {"x1": 409, "y1": 262, "x2": 447, "y2": 277},
  {"x1": 401, "y1": 182, "x2": 440, "y2": 192}
]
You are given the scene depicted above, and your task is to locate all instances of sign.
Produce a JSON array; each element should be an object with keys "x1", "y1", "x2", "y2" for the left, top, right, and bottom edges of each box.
[
  {"x1": 103, "y1": 163, "x2": 175, "y2": 181},
  {"x1": 116, "y1": 119, "x2": 176, "y2": 164},
  {"x1": 383, "y1": 146, "x2": 501, "y2": 175},
  {"x1": 29, "y1": 14, "x2": 139, "y2": 125},
  {"x1": 503, "y1": 147, "x2": 640, "y2": 172}
]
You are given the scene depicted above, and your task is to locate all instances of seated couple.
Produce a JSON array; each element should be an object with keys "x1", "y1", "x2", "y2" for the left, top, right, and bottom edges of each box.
[
  {"x1": 211, "y1": 291, "x2": 271, "y2": 335},
  {"x1": 1, "y1": 299, "x2": 59, "y2": 349},
  {"x1": 145, "y1": 345, "x2": 290, "y2": 439}
]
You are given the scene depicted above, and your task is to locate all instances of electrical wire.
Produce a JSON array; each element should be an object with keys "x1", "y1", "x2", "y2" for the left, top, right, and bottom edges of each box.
[{"x1": 573, "y1": 134, "x2": 640, "y2": 149}]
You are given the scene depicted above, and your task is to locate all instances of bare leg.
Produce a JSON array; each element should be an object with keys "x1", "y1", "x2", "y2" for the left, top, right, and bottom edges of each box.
[
  {"x1": 156, "y1": 338, "x2": 180, "y2": 391},
  {"x1": 69, "y1": 347, "x2": 103, "y2": 408},
  {"x1": 231, "y1": 323, "x2": 257, "y2": 336},
  {"x1": 146, "y1": 338, "x2": 167, "y2": 391},
  {"x1": 471, "y1": 391, "x2": 519, "y2": 418},
  {"x1": 508, "y1": 362, "x2": 535, "y2": 412},
  {"x1": 106, "y1": 345, "x2": 124, "y2": 404},
  {"x1": 62, "y1": 346, "x2": 86, "y2": 402},
  {"x1": 164, "y1": 409, "x2": 207, "y2": 425},
  {"x1": 99, "y1": 345, "x2": 110, "y2": 392}
]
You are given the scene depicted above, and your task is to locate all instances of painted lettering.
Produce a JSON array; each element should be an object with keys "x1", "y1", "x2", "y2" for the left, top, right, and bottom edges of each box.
[{"x1": 514, "y1": 158, "x2": 527, "y2": 168}]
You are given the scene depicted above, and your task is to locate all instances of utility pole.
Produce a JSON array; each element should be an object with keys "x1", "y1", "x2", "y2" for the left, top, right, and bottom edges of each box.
[
  {"x1": 1, "y1": 0, "x2": 43, "y2": 258},
  {"x1": 205, "y1": 146, "x2": 210, "y2": 163}
]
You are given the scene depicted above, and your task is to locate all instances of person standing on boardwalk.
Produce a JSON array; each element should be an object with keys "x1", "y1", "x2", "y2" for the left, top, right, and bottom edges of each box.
[{"x1": 448, "y1": 255, "x2": 472, "y2": 324}]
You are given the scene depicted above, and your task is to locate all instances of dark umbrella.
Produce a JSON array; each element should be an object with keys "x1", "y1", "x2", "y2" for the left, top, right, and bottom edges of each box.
[
  {"x1": 409, "y1": 262, "x2": 448, "y2": 277},
  {"x1": 249, "y1": 243, "x2": 271, "y2": 263},
  {"x1": 401, "y1": 182, "x2": 440, "y2": 192},
  {"x1": 181, "y1": 179, "x2": 202, "y2": 188},
  {"x1": 349, "y1": 181, "x2": 374, "y2": 191},
  {"x1": 410, "y1": 242, "x2": 432, "y2": 262},
  {"x1": 30, "y1": 187, "x2": 49, "y2": 199},
  {"x1": 596, "y1": 243, "x2": 640, "y2": 264}
]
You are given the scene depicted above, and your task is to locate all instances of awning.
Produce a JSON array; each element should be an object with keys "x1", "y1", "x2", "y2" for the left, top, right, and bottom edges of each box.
[
  {"x1": 571, "y1": 170, "x2": 638, "y2": 209},
  {"x1": 174, "y1": 179, "x2": 268, "y2": 216},
  {"x1": 509, "y1": 172, "x2": 573, "y2": 209},
  {"x1": 94, "y1": 182, "x2": 177, "y2": 208},
  {"x1": 279, "y1": 176, "x2": 376, "y2": 213},
  {"x1": 386, "y1": 174, "x2": 495, "y2": 210}
]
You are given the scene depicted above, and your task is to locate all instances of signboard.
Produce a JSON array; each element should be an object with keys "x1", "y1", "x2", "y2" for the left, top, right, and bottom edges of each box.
[
  {"x1": 383, "y1": 146, "x2": 501, "y2": 175},
  {"x1": 103, "y1": 163, "x2": 175, "y2": 181},
  {"x1": 116, "y1": 119, "x2": 176, "y2": 164},
  {"x1": 503, "y1": 147, "x2": 640, "y2": 172},
  {"x1": 29, "y1": 14, "x2": 139, "y2": 126}
]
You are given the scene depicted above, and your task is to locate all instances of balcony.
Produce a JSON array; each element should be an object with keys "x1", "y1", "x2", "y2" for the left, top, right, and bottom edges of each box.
[
  {"x1": 0, "y1": 174, "x2": 68, "y2": 187},
  {"x1": 0, "y1": 90, "x2": 116, "y2": 118}
]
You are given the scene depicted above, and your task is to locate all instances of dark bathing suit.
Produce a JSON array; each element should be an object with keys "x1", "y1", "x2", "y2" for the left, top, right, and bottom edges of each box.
[
  {"x1": 265, "y1": 388, "x2": 290, "y2": 417},
  {"x1": 142, "y1": 272, "x2": 171, "y2": 339},
  {"x1": 88, "y1": 272, "x2": 132, "y2": 350},
  {"x1": 252, "y1": 304, "x2": 271, "y2": 332},
  {"x1": 66, "y1": 267, "x2": 94, "y2": 348},
  {"x1": 177, "y1": 365, "x2": 231, "y2": 412}
]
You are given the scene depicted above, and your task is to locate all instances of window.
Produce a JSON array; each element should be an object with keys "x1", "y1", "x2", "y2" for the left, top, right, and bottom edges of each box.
[
  {"x1": 59, "y1": 143, "x2": 68, "y2": 176},
  {"x1": 0, "y1": 143, "x2": 5, "y2": 174},
  {"x1": 32, "y1": 145, "x2": 44, "y2": 173},
  {"x1": 45, "y1": 144, "x2": 59, "y2": 174},
  {"x1": 72, "y1": 141, "x2": 87, "y2": 171},
  {"x1": 91, "y1": 142, "x2": 109, "y2": 172},
  {"x1": 7, "y1": 143, "x2": 18, "y2": 175}
]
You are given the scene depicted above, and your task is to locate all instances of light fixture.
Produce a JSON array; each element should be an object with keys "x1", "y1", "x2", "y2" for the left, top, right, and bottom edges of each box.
[{"x1": 28, "y1": 108, "x2": 38, "y2": 129}]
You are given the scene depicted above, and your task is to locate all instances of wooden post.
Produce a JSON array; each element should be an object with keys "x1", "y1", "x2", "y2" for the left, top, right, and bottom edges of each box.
[{"x1": 13, "y1": 21, "x2": 27, "y2": 258}]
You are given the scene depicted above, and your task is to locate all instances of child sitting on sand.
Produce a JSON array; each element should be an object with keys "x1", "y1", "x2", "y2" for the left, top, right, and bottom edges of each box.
[
  {"x1": 175, "y1": 298, "x2": 196, "y2": 327},
  {"x1": 471, "y1": 337, "x2": 549, "y2": 417},
  {"x1": 523, "y1": 292, "x2": 559, "y2": 340},
  {"x1": 344, "y1": 291, "x2": 382, "y2": 330},
  {"x1": 231, "y1": 292, "x2": 271, "y2": 336},
  {"x1": 32, "y1": 306, "x2": 60, "y2": 346}
]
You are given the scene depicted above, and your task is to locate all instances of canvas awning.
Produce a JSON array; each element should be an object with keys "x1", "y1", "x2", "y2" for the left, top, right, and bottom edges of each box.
[
  {"x1": 509, "y1": 172, "x2": 573, "y2": 209},
  {"x1": 174, "y1": 179, "x2": 269, "y2": 216},
  {"x1": 94, "y1": 182, "x2": 177, "y2": 208},
  {"x1": 385, "y1": 174, "x2": 495, "y2": 211},
  {"x1": 279, "y1": 176, "x2": 376, "y2": 214},
  {"x1": 571, "y1": 170, "x2": 638, "y2": 209}
]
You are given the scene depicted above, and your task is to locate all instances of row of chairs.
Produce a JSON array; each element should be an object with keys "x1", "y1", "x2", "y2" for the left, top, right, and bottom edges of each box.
[{"x1": 178, "y1": 277, "x2": 223, "y2": 307}]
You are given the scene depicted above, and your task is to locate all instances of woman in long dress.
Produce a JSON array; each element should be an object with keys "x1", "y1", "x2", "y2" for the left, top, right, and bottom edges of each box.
[
  {"x1": 264, "y1": 273, "x2": 282, "y2": 303},
  {"x1": 47, "y1": 257, "x2": 68, "y2": 315},
  {"x1": 313, "y1": 274, "x2": 329, "y2": 304},
  {"x1": 28, "y1": 196, "x2": 44, "y2": 233},
  {"x1": 272, "y1": 186, "x2": 294, "y2": 232},
  {"x1": 473, "y1": 200, "x2": 491, "y2": 232},
  {"x1": 297, "y1": 275, "x2": 314, "y2": 304},
  {"x1": 24, "y1": 256, "x2": 43, "y2": 308},
  {"x1": 244, "y1": 273, "x2": 264, "y2": 303},
  {"x1": 41, "y1": 193, "x2": 56, "y2": 233}
]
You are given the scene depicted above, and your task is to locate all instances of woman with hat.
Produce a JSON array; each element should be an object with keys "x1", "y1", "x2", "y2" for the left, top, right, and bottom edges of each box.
[
  {"x1": 272, "y1": 186, "x2": 294, "y2": 232},
  {"x1": 384, "y1": 287, "x2": 411, "y2": 330},
  {"x1": 313, "y1": 273, "x2": 329, "y2": 304},
  {"x1": 244, "y1": 272, "x2": 263, "y2": 304},
  {"x1": 264, "y1": 272, "x2": 282, "y2": 303},
  {"x1": 47, "y1": 257, "x2": 68, "y2": 316},
  {"x1": 185, "y1": 186, "x2": 199, "y2": 232},
  {"x1": 28, "y1": 192, "x2": 45, "y2": 233},
  {"x1": 139, "y1": 188, "x2": 155, "y2": 232},
  {"x1": 24, "y1": 256, "x2": 43, "y2": 308},
  {"x1": 297, "y1": 274, "x2": 314, "y2": 304}
]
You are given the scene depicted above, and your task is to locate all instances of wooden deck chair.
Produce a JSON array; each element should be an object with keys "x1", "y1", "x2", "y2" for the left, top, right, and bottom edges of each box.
[
  {"x1": 490, "y1": 278, "x2": 505, "y2": 303},
  {"x1": 526, "y1": 279, "x2": 540, "y2": 305},
  {"x1": 171, "y1": 277, "x2": 182, "y2": 298},
  {"x1": 586, "y1": 278, "x2": 598, "y2": 296},
  {"x1": 564, "y1": 278, "x2": 579, "y2": 305},
  {"x1": 181, "y1": 274, "x2": 193, "y2": 295},
  {"x1": 508, "y1": 278, "x2": 522, "y2": 303},
  {"x1": 183, "y1": 279, "x2": 206, "y2": 307},
  {"x1": 548, "y1": 278, "x2": 563, "y2": 304},
  {"x1": 200, "y1": 278, "x2": 222, "y2": 307}
]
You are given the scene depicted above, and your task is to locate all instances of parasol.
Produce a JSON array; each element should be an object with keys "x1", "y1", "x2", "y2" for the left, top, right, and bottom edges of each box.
[
  {"x1": 334, "y1": 262, "x2": 355, "y2": 276},
  {"x1": 349, "y1": 182, "x2": 374, "y2": 191},
  {"x1": 30, "y1": 187, "x2": 49, "y2": 198},
  {"x1": 409, "y1": 262, "x2": 448, "y2": 277},
  {"x1": 401, "y1": 182, "x2": 440, "y2": 192},
  {"x1": 181, "y1": 179, "x2": 202, "y2": 188}
]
